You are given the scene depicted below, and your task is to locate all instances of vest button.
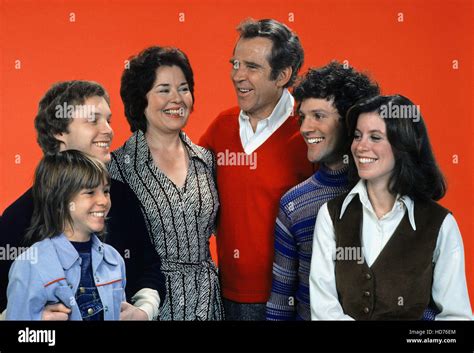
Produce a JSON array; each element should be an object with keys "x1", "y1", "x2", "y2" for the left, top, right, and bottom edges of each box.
[
  {"x1": 364, "y1": 291, "x2": 371, "y2": 297},
  {"x1": 363, "y1": 307, "x2": 370, "y2": 314},
  {"x1": 365, "y1": 273, "x2": 372, "y2": 280},
  {"x1": 79, "y1": 287, "x2": 85, "y2": 294},
  {"x1": 87, "y1": 308, "x2": 94, "y2": 315}
]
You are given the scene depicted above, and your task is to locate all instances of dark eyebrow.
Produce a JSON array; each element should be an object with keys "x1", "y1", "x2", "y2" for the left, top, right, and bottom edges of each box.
[
  {"x1": 243, "y1": 60, "x2": 263, "y2": 68},
  {"x1": 153, "y1": 82, "x2": 189, "y2": 89},
  {"x1": 299, "y1": 109, "x2": 338, "y2": 117},
  {"x1": 229, "y1": 58, "x2": 263, "y2": 69},
  {"x1": 312, "y1": 109, "x2": 336, "y2": 115},
  {"x1": 355, "y1": 128, "x2": 385, "y2": 134},
  {"x1": 94, "y1": 112, "x2": 112, "y2": 118}
]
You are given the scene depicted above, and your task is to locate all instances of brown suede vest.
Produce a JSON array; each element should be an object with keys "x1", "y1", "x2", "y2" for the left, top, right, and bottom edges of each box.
[{"x1": 327, "y1": 193, "x2": 449, "y2": 320}]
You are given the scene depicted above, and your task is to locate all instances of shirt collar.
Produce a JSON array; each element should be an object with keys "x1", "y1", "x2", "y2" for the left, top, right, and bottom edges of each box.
[
  {"x1": 238, "y1": 88, "x2": 294, "y2": 130},
  {"x1": 51, "y1": 233, "x2": 117, "y2": 270},
  {"x1": 90, "y1": 233, "x2": 118, "y2": 267},
  {"x1": 179, "y1": 131, "x2": 210, "y2": 166},
  {"x1": 339, "y1": 179, "x2": 416, "y2": 230},
  {"x1": 51, "y1": 233, "x2": 79, "y2": 270},
  {"x1": 132, "y1": 129, "x2": 210, "y2": 168}
]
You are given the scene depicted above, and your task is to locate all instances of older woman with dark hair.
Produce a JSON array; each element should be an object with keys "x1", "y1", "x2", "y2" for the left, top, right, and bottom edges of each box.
[
  {"x1": 108, "y1": 46, "x2": 224, "y2": 320},
  {"x1": 309, "y1": 94, "x2": 473, "y2": 320}
]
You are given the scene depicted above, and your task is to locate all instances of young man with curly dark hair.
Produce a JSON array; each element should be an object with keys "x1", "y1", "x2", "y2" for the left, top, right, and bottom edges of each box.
[{"x1": 266, "y1": 62, "x2": 379, "y2": 320}]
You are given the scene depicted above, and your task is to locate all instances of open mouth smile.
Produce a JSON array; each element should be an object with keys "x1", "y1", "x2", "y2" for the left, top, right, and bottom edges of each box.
[
  {"x1": 307, "y1": 137, "x2": 325, "y2": 144},
  {"x1": 358, "y1": 157, "x2": 378, "y2": 164}
]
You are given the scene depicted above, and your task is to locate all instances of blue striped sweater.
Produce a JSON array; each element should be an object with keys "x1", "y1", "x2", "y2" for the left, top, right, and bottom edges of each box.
[{"x1": 266, "y1": 165, "x2": 349, "y2": 320}]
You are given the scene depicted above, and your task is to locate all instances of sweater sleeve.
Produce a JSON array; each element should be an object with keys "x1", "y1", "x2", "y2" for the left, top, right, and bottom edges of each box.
[
  {"x1": 266, "y1": 200, "x2": 298, "y2": 320},
  {"x1": 0, "y1": 188, "x2": 35, "y2": 312},
  {"x1": 131, "y1": 288, "x2": 160, "y2": 320},
  {"x1": 107, "y1": 179, "x2": 167, "y2": 307},
  {"x1": 199, "y1": 117, "x2": 221, "y2": 236}
]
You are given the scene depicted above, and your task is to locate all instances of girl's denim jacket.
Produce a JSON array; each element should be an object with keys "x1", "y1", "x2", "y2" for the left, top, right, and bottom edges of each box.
[{"x1": 6, "y1": 233, "x2": 126, "y2": 320}]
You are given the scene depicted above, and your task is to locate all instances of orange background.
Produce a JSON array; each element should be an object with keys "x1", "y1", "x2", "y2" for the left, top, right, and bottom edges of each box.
[{"x1": 1, "y1": 0, "x2": 473, "y2": 304}]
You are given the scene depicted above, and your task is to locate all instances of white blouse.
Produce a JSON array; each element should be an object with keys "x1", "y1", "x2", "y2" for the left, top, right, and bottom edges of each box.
[{"x1": 309, "y1": 179, "x2": 473, "y2": 320}]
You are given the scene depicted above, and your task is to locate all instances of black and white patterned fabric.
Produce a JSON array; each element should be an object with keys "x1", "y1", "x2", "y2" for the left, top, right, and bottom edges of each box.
[{"x1": 108, "y1": 129, "x2": 224, "y2": 320}]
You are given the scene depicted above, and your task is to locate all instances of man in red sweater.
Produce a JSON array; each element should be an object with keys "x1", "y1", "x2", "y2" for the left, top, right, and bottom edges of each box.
[{"x1": 199, "y1": 18, "x2": 313, "y2": 320}]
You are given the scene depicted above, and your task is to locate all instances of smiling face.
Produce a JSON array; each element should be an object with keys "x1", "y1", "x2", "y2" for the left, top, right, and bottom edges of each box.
[
  {"x1": 299, "y1": 98, "x2": 345, "y2": 168},
  {"x1": 144, "y1": 65, "x2": 193, "y2": 135},
  {"x1": 351, "y1": 112, "x2": 395, "y2": 188},
  {"x1": 66, "y1": 182, "x2": 111, "y2": 241},
  {"x1": 230, "y1": 37, "x2": 286, "y2": 120},
  {"x1": 55, "y1": 96, "x2": 113, "y2": 163}
]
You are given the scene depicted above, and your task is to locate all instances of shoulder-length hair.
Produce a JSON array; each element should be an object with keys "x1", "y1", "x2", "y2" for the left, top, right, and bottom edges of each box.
[
  {"x1": 346, "y1": 94, "x2": 447, "y2": 201},
  {"x1": 24, "y1": 150, "x2": 111, "y2": 246}
]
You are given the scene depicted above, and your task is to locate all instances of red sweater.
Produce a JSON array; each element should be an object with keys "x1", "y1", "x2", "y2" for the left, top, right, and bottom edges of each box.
[{"x1": 199, "y1": 107, "x2": 313, "y2": 302}]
